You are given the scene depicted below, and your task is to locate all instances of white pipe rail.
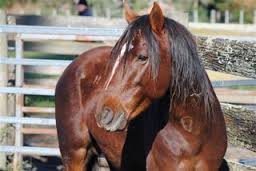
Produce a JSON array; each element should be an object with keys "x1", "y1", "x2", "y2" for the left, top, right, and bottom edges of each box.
[
  {"x1": 0, "y1": 24, "x2": 124, "y2": 36},
  {"x1": 0, "y1": 116, "x2": 56, "y2": 126},
  {"x1": 0, "y1": 146, "x2": 60, "y2": 156},
  {"x1": 20, "y1": 33, "x2": 119, "y2": 41},
  {"x1": 0, "y1": 57, "x2": 71, "y2": 66},
  {"x1": 0, "y1": 87, "x2": 54, "y2": 96}
]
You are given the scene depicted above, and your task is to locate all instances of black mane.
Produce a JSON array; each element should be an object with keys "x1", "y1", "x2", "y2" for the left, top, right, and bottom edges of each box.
[{"x1": 165, "y1": 18, "x2": 216, "y2": 122}]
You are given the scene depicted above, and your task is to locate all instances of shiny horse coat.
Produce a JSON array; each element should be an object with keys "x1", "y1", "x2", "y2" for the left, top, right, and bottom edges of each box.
[
  {"x1": 55, "y1": 1, "x2": 172, "y2": 170},
  {"x1": 55, "y1": 1, "x2": 228, "y2": 171}
]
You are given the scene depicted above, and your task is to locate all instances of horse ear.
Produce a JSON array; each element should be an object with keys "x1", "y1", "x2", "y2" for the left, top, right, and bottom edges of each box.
[
  {"x1": 123, "y1": 0, "x2": 139, "y2": 24},
  {"x1": 149, "y1": 2, "x2": 164, "y2": 35}
]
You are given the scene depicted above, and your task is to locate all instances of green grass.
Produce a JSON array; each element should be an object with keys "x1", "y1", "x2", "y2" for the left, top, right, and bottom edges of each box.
[
  {"x1": 25, "y1": 95, "x2": 55, "y2": 107},
  {"x1": 8, "y1": 51, "x2": 76, "y2": 60},
  {"x1": 24, "y1": 72, "x2": 59, "y2": 79}
]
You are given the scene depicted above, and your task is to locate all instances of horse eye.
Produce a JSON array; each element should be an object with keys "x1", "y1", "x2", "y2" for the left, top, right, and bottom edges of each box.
[{"x1": 137, "y1": 55, "x2": 148, "y2": 61}]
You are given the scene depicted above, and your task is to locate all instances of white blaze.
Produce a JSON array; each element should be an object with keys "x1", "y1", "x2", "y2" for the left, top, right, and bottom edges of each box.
[{"x1": 105, "y1": 43, "x2": 127, "y2": 90}]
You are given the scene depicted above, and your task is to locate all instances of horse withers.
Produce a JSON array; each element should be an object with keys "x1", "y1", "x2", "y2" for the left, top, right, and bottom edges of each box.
[{"x1": 55, "y1": 1, "x2": 172, "y2": 170}]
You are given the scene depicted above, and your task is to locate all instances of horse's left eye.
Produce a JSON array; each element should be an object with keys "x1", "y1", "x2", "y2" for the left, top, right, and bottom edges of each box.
[{"x1": 137, "y1": 55, "x2": 148, "y2": 61}]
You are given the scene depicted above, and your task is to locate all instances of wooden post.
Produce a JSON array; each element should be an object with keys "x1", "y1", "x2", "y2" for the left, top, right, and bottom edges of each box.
[
  {"x1": 225, "y1": 10, "x2": 229, "y2": 24},
  {"x1": 65, "y1": 10, "x2": 71, "y2": 16},
  {"x1": 52, "y1": 9, "x2": 57, "y2": 16},
  {"x1": 210, "y1": 9, "x2": 216, "y2": 23},
  {"x1": 193, "y1": 9, "x2": 199, "y2": 23},
  {"x1": 35, "y1": 9, "x2": 41, "y2": 16},
  {"x1": 253, "y1": 10, "x2": 256, "y2": 25},
  {"x1": 0, "y1": 9, "x2": 8, "y2": 170},
  {"x1": 13, "y1": 34, "x2": 24, "y2": 171},
  {"x1": 239, "y1": 10, "x2": 244, "y2": 24},
  {"x1": 106, "y1": 8, "x2": 111, "y2": 19}
]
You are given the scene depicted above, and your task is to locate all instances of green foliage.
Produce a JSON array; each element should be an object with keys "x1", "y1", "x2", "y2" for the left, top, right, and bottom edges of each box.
[
  {"x1": 130, "y1": 0, "x2": 148, "y2": 11},
  {"x1": 198, "y1": 6, "x2": 209, "y2": 22},
  {"x1": 215, "y1": 0, "x2": 236, "y2": 11},
  {"x1": 87, "y1": 0, "x2": 114, "y2": 16},
  {"x1": 87, "y1": 0, "x2": 148, "y2": 17},
  {"x1": 0, "y1": 0, "x2": 15, "y2": 8}
]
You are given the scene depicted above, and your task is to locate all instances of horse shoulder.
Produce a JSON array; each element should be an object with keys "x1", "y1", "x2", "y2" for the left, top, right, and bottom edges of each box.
[
  {"x1": 57, "y1": 46, "x2": 111, "y2": 85},
  {"x1": 74, "y1": 46, "x2": 112, "y2": 79},
  {"x1": 55, "y1": 46, "x2": 112, "y2": 108}
]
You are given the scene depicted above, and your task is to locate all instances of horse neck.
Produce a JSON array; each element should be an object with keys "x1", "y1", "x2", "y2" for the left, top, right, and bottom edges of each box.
[{"x1": 168, "y1": 83, "x2": 223, "y2": 135}]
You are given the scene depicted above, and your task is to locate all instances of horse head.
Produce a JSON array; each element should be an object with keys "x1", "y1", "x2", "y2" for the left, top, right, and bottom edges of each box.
[{"x1": 95, "y1": 1, "x2": 172, "y2": 131}]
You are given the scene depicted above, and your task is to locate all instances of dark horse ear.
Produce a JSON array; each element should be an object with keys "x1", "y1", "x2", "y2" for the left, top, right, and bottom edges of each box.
[
  {"x1": 124, "y1": 0, "x2": 139, "y2": 24},
  {"x1": 149, "y1": 2, "x2": 164, "y2": 35}
]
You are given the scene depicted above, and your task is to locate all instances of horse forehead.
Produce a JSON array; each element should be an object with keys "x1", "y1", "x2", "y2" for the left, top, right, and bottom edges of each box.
[
  {"x1": 105, "y1": 43, "x2": 131, "y2": 89},
  {"x1": 133, "y1": 32, "x2": 147, "y2": 45},
  {"x1": 120, "y1": 43, "x2": 127, "y2": 57}
]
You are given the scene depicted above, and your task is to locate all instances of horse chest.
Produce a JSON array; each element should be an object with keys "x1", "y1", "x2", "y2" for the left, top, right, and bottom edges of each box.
[
  {"x1": 86, "y1": 113, "x2": 126, "y2": 168},
  {"x1": 147, "y1": 125, "x2": 203, "y2": 171},
  {"x1": 154, "y1": 123, "x2": 201, "y2": 158}
]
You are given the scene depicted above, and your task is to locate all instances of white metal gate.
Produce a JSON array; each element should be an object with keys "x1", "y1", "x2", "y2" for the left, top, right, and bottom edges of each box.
[{"x1": 0, "y1": 24, "x2": 123, "y2": 170}]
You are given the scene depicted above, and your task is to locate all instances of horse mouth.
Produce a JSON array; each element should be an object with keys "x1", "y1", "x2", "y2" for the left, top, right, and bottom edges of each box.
[{"x1": 96, "y1": 107, "x2": 127, "y2": 131}]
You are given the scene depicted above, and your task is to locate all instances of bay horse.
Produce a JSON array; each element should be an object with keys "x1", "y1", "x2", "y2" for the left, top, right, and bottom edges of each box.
[
  {"x1": 55, "y1": 1, "x2": 172, "y2": 170},
  {"x1": 96, "y1": 2, "x2": 228, "y2": 171},
  {"x1": 144, "y1": 5, "x2": 228, "y2": 171}
]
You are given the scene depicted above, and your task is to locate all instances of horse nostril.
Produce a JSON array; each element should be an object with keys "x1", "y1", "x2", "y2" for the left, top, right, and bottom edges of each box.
[{"x1": 100, "y1": 107, "x2": 113, "y2": 125}]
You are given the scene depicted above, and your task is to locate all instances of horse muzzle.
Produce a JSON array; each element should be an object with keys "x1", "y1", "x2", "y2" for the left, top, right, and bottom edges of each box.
[{"x1": 96, "y1": 106, "x2": 128, "y2": 131}]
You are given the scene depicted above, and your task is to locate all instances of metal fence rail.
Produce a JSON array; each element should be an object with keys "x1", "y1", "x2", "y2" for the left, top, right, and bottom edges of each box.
[
  {"x1": 0, "y1": 87, "x2": 54, "y2": 96},
  {"x1": 0, "y1": 57, "x2": 71, "y2": 66},
  {"x1": 0, "y1": 146, "x2": 60, "y2": 156},
  {"x1": 0, "y1": 24, "x2": 123, "y2": 36},
  {"x1": 0, "y1": 116, "x2": 55, "y2": 125}
]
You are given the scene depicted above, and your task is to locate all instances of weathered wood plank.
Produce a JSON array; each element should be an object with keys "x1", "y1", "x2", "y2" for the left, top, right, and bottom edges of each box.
[
  {"x1": 197, "y1": 37, "x2": 256, "y2": 79},
  {"x1": 221, "y1": 103, "x2": 256, "y2": 152}
]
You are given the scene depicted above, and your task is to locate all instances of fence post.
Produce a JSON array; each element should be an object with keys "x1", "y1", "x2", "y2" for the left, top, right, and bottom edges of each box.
[
  {"x1": 106, "y1": 8, "x2": 111, "y2": 19},
  {"x1": 253, "y1": 10, "x2": 256, "y2": 25},
  {"x1": 65, "y1": 10, "x2": 71, "y2": 16},
  {"x1": 193, "y1": 9, "x2": 198, "y2": 23},
  {"x1": 35, "y1": 9, "x2": 41, "y2": 16},
  {"x1": 225, "y1": 10, "x2": 229, "y2": 24},
  {"x1": 239, "y1": 10, "x2": 244, "y2": 24},
  {"x1": 52, "y1": 9, "x2": 57, "y2": 16},
  {"x1": 0, "y1": 9, "x2": 8, "y2": 170},
  {"x1": 210, "y1": 9, "x2": 216, "y2": 23},
  {"x1": 13, "y1": 34, "x2": 24, "y2": 171}
]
